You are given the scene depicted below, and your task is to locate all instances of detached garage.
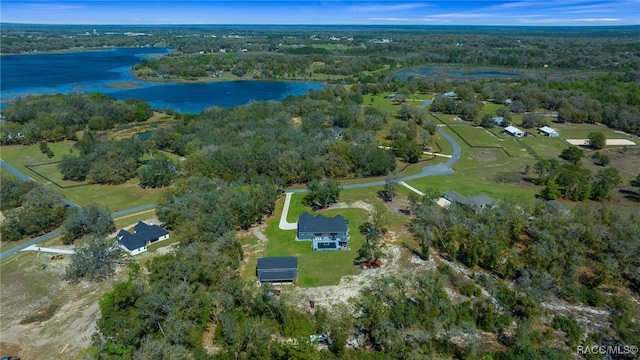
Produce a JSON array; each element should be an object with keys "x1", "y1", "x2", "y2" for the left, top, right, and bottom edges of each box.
[{"x1": 256, "y1": 256, "x2": 298, "y2": 284}]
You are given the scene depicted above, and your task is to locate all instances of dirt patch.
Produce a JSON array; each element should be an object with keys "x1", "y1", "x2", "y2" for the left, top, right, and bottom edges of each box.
[
  {"x1": 566, "y1": 139, "x2": 637, "y2": 146},
  {"x1": 0, "y1": 251, "x2": 121, "y2": 359},
  {"x1": 605, "y1": 147, "x2": 640, "y2": 177},
  {"x1": 470, "y1": 149, "x2": 499, "y2": 162}
]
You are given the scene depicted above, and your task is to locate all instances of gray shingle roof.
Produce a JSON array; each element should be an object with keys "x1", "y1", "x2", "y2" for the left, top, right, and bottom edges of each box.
[
  {"x1": 444, "y1": 190, "x2": 495, "y2": 208},
  {"x1": 259, "y1": 270, "x2": 297, "y2": 282},
  {"x1": 117, "y1": 221, "x2": 168, "y2": 251},
  {"x1": 257, "y1": 256, "x2": 298, "y2": 270},
  {"x1": 297, "y1": 212, "x2": 348, "y2": 233}
]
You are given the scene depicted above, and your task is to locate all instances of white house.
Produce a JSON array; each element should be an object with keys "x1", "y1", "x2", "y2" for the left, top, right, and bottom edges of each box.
[
  {"x1": 116, "y1": 221, "x2": 169, "y2": 255},
  {"x1": 505, "y1": 125, "x2": 525, "y2": 137},
  {"x1": 539, "y1": 126, "x2": 560, "y2": 137}
]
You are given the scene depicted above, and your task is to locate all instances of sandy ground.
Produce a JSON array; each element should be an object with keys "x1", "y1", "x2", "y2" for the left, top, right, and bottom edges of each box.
[
  {"x1": 0, "y1": 216, "x2": 160, "y2": 359},
  {"x1": 565, "y1": 139, "x2": 637, "y2": 146}
]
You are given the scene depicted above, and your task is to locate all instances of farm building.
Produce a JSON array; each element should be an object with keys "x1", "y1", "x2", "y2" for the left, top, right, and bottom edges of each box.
[
  {"x1": 492, "y1": 116, "x2": 506, "y2": 126},
  {"x1": 539, "y1": 126, "x2": 560, "y2": 137},
  {"x1": 256, "y1": 256, "x2": 298, "y2": 284},
  {"x1": 505, "y1": 125, "x2": 525, "y2": 137},
  {"x1": 297, "y1": 212, "x2": 350, "y2": 250},
  {"x1": 443, "y1": 190, "x2": 496, "y2": 210},
  {"x1": 443, "y1": 91, "x2": 457, "y2": 98},
  {"x1": 116, "y1": 221, "x2": 169, "y2": 255}
]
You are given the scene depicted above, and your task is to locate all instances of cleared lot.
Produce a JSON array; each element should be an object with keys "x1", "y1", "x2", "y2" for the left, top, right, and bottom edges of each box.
[{"x1": 565, "y1": 139, "x2": 637, "y2": 146}]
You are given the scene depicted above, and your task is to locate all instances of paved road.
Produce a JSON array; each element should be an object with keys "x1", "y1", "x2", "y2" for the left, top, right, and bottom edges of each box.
[
  {"x1": 0, "y1": 204, "x2": 158, "y2": 260},
  {"x1": 1, "y1": 159, "x2": 80, "y2": 208},
  {"x1": 0, "y1": 229, "x2": 63, "y2": 261},
  {"x1": 287, "y1": 124, "x2": 461, "y2": 193},
  {"x1": 1, "y1": 159, "x2": 159, "y2": 260}
]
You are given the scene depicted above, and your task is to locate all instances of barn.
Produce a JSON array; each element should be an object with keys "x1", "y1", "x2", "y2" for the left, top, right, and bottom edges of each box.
[
  {"x1": 256, "y1": 256, "x2": 299, "y2": 284},
  {"x1": 505, "y1": 125, "x2": 525, "y2": 137}
]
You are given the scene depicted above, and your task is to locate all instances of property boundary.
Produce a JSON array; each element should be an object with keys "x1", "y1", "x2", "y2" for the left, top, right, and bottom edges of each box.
[
  {"x1": 24, "y1": 162, "x2": 90, "y2": 189},
  {"x1": 445, "y1": 125, "x2": 515, "y2": 158}
]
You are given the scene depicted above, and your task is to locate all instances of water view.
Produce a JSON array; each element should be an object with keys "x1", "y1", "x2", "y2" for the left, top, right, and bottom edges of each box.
[{"x1": 0, "y1": 47, "x2": 323, "y2": 113}]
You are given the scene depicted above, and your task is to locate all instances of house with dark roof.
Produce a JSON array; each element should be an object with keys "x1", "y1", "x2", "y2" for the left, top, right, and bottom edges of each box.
[
  {"x1": 443, "y1": 190, "x2": 496, "y2": 210},
  {"x1": 256, "y1": 256, "x2": 298, "y2": 284},
  {"x1": 297, "y1": 212, "x2": 350, "y2": 251},
  {"x1": 116, "y1": 221, "x2": 169, "y2": 255}
]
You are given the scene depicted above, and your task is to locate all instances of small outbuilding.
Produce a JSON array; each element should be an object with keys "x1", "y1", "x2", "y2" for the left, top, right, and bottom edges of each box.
[
  {"x1": 443, "y1": 190, "x2": 496, "y2": 210},
  {"x1": 116, "y1": 221, "x2": 169, "y2": 255},
  {"x1": 443, "y1": 91, "x2": 457, "y2": 98},
  {"x1": 492, "y1": 116, "x2": 505, "y2": 126},
  {"x1": 256, "y1": 256, "x2": 299, "y2": 284},
  {"x1": 505, "y1": 125, "x2": 525, "y2": 137},
  {"x1": 539, "y1": 126, "x2": 560, "y2": 137}
]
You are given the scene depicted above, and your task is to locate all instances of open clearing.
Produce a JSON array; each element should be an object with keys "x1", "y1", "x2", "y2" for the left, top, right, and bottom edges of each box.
[
  {"x1": 0, "y1": 214, "x2": 166, "y2": 359},
  {"x1": 566, "y1": 138, "x2": 637, "y2": 146}
]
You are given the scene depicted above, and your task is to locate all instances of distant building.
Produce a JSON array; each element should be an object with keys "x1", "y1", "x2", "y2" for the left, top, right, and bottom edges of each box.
[
  {"x1": 443, "y1": 190, "x2": 496, "y2": 210},
  {"x1": 539, "y1": 126, "x2": 560, "y2": 137},
  {"x1": 443, "y1": 91, "x2": 458, "y2": 99},
  {"x1": 505, "y1": 125, "x2": 525, "y2": 137},
  {"x1": 492, "y1": 116, "x2": 505, "y2": 126},
  {"x1": 297, "y1": 213, "x2": 350, "y2": 250},
  {"x1": 116, "y1": 221, "x2": 169, "y2": 255},
  {"x1": 256, "y1": 256, "x2": 298, "y2": 284}
]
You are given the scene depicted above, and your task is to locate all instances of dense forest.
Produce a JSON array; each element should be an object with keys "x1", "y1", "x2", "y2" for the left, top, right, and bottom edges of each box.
[{"x1": 84, "y1": 194, "x2": 640, "y2": 359}]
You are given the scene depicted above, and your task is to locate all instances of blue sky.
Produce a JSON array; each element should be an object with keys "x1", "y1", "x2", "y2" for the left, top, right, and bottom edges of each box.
[{"x1": 2, "y1": 1, "x2": 639, "y2": 26}]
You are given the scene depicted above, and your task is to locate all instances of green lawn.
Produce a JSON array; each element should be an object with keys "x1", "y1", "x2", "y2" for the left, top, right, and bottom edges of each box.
[
  {"x1": 480, "y1": 102, "x2": 502, "y2": 117},
  {"x1": 1, "y1": 142, "x2": 167, "y2": 212},
  {"x1": 551, "y1": 122, "x2": 638, "y2": 141},
  {"x1": 451, "y1": 125, "x2": 530, "y2": 158},
  {"x1": 264, "y1": 207, "x2": 368, "y2": 287},
  {"x1": 285, "y1": 193, "x2": 312, "y2": 223},
  {"x1": 520, "y1": 137, "x2": 568, "y2": 159},
  {"x1": 403, "y1": 127, "x2": 540, "y2": 204}
]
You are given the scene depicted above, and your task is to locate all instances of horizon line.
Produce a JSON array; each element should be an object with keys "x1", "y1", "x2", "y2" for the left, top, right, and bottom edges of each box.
[{"x1": 3, "y1": 22, "x2": 640, "y2": 27}]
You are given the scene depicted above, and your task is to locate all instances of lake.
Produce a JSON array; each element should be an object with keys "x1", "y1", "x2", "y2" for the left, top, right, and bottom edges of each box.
[{"x1": 0, "y1": 48, "x2": 324, "y2": 113}]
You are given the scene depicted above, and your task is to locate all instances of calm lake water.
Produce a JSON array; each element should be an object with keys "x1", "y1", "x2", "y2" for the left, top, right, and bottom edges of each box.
[{"x1": 0, "y1": 48, "x2": 324, "y2": 113}]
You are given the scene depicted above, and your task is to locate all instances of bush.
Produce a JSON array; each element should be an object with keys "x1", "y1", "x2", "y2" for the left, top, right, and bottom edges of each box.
[{"x1": 552, "y1": 315, "x2": 583, "y2": 347}]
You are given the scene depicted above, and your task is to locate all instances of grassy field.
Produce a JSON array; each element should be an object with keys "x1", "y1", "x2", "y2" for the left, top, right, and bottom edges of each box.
[
  {"x1": 401, "y1": 126, "x2": 540, "y2": 204},
  {"x1": 264, "y1": 207, "x2": 367, "y2": 287},
  {"x1": 550, "y1": 122, "x2": 639, "y2": 141},
  {"x1": 1, "y1": 142, "x2": 167, "y2": 212}
]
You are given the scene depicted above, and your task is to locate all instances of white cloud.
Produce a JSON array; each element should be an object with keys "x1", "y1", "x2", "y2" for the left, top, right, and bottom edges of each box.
[{"x1": 348, "y1": 2, "x2": 428, "y2": 13}]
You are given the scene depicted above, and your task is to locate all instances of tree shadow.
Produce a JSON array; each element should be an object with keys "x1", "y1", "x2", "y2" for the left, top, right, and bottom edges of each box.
[
  {"x1": 619, "y1": 189, "x2": 640, "y2": 203},
  {"x1": 402, "y1": 243, "x2": 426, "y2": 261}
]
